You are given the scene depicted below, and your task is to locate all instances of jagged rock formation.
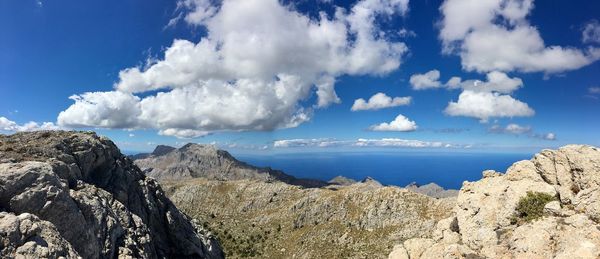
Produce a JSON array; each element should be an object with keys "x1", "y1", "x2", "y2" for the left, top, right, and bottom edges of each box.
[
  {"x1": 134, "y1": 143, "x2": 327, "y2": 187},
  {"x1": 129, "y1": 145, "x2": 176, "y2": 160},
  {"x1": 404, "y1": 182, "x2": 459, "y2": 199},
  {"x1": 162, "y1": 178, "x2": 455, "y2": 258},
  {"x1": 0, "y1": 131, "x2": 223, "y2": 258},
  {"x1": 389, "y1": 145, "x2": 600, "y2": 259}
]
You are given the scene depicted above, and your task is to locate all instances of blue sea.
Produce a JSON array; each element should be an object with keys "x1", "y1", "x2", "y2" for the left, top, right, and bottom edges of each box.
[{"x1": 235, "y1": 152, "x2": 533, "y2": 189}]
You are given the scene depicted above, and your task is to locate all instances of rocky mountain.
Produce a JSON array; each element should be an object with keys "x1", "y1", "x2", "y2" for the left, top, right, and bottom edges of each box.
[
  {"x1": 0, "y1": 131, "x2": 223, "y2": 258},
  {"x1": 129, "y1": 145, "x2": 176, "y2": 160},
  {"x1": 404, "y1": 182, "x2": 459, "y2": 199},
  {"x1": 134, "y1": 143, "x2": 327, "y2": 188},
  {"x1": 162, "y1": 178, "x2": 455, "y2": 258},
  {"x1": 389, "y1": 145, "x2": 600, "y2": 259}
]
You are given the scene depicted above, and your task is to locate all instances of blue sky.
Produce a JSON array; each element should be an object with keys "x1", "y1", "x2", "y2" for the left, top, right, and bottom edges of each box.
[{"x1": 1, "y1": 0, "x2": 599, "y2": 154}]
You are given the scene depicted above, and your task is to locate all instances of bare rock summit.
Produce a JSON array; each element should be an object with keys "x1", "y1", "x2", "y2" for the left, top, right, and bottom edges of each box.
[{"x1": 0, "y1": 131, "x2": 224, "y2": 259}]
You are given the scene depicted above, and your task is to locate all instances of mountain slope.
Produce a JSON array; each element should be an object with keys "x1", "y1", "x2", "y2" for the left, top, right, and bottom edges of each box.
[
  {"x1": 0, "y1": 131, "x2": 223, "y2": 258},
  {"x1": 162, "y1": 178, "x2": 455, "y2": 258},
  {"x1": 135, "y1": 143, "x2": 327, "y2": 188}
]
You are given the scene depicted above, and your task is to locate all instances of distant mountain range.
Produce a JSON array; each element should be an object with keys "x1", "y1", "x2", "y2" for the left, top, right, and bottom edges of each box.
[
  {"x1": 132, "y1": 143, "x2": 328, "y2": 188},
  {"x1": 131, "y1": 143, "x2": 457, "y2": 197}
]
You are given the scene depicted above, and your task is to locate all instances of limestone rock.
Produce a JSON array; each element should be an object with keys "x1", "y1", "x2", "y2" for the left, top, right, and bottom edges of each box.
[
  {"x1": 390, "y1": 145, "x2": 600, "y2": 259},
  {"x1": 0, "y1": 212, "x2": 79, "y2": 258},
  {"x1": 0, "y1": 131, "x2": 224, "y2": 258}
]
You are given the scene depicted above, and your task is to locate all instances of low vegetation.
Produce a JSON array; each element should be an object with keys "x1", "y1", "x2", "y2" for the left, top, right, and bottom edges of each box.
[{"x1": 513, "y1": 191, "x2": 557, "y2": 223}]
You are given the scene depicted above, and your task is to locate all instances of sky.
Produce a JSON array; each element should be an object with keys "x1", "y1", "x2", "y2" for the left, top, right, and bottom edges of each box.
[{"x1": 1, "y1": 0, "x2": 599, "y2": 154}]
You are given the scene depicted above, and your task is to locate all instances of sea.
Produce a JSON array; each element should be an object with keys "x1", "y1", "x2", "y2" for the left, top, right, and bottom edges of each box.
[{"x1": 234, "y1": 152, "x2": 533, "y2": 189}]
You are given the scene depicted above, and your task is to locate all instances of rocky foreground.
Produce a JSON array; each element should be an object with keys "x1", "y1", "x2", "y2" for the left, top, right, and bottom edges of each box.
[
  {"x1": 0, "y1": 131, "x2": 223, "y2": 258},
  {"x1": 389, "y1": 145, "x2": 600, "y2": 258}
]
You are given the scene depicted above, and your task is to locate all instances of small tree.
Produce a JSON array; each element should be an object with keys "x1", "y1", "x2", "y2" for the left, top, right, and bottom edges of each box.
[{"x1": 513, "y1": 191, "x2": 556, "y2": 223}]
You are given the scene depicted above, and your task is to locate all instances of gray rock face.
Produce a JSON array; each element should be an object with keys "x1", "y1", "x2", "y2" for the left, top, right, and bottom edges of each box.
[
  {"x1": 134, "y1": 143, "x2": 327, "y2": 188},
  {"x1": 389, "y1": 145, "x2": 600, "y2": 259},
  {"x1": 0, "y1": 212, "x2": 79, "y2": 258},
  {"x1": 404, "y1": 182, "x2": 458, "y2": 199},
  {"x1": 0, "y1": 131, "x2": 224, "y2": 259}
]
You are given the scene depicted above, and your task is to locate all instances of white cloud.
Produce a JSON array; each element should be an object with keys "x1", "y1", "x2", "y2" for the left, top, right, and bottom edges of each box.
[
  {"x1": 353, "y1": 138, "x2": 445, "y2": 148},
  {"x1": 489, "y1": 123, "x2": 556, "y2": 141},
  {"x1": 273, "y1": 138, "x2": 344, "y2": 148},
  {"x1": 543, "y1": 133, "x2": 556, "y2": 140},
  {"x1": 410, "y1": 70, "x2": 442, "y2": 90},
  {"x1": 444, "y1": 90, "x2": 534, "y2": 122},
  {"x1": 0, "y1": 117, "x2": 61, "y2": 132},
  {"x1": 489, "y1": 123, "x2": 531, "y2": 134},
  {"x1": 589, "y1": 87, "x2": 600, "y2": 94},
  {"x1": 273, "y1": 137, "x2": 462, "y2": 148},
  {"x1": 583, "y1": 20, "x2": 600, "y2": 44},
  {"x1": 158, "y1": 128, "x2": 210, "y2": 139},
  {"x1": 439, "y1": 0, "x2": 600, "y2": 73},
  {"x1": 369, "y1": 114, "x2": 417, "y2": 132},
  {"x1": 58, "y1": 0, "x2": 410, "y2": 136},
  {"x1": 351, "y1": 92, "x2": 411, "y2": 111},
  {"x1": 178, "y1": 0, "x2": 217, "y2": 26},
  {"x1": 58, "y1": 91, "x2": 142, "y2": 128},
  {"x1": 448, "y1": 71, "x2": 523, "y2": 94}
]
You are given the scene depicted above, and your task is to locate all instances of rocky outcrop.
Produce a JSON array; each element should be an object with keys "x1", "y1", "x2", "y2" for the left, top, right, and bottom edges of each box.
[
  {"x1": 0, "y1": 131, "x2": 223, "y2": 258},
  {"x1": 0, "y1": 212, "x2": 79, "y2": 258},
  {"x1": 389, "y1": 145, "x2": 600, "y2": 259},
  {"x1": 404, "y1": 182, "x2": 458, "y2": 199},
  {"x1": 134, "y1": 143, "x2": 327, "y2": 188}
]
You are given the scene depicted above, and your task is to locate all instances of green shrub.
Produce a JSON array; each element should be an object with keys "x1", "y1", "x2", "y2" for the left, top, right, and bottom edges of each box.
[{"x1": 513, "y1": 191, "x2": 556, "y2": 223}]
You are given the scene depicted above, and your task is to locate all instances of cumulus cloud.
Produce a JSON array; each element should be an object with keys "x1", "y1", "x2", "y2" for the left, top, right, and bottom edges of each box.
[
  {"x1": 410, "y1": 70, "x2": 442, "y2": 90},
  {"x1": 416, "y1": 70, "x2": 531, "y2": 122},
  {"x1": 447, "y1": 71, "x2": 523, "y2": 94},
  {"x1": 0, "y1": 117, "x2": 62, "y2": 132},
  {"x1": 411, "y1": 70, "x2": 523, "y2": 94},
  {"x1": 369, "y1": 114, "x2": 417, "y2": 132},
  {"x1": 444, "y1": 90, "x2": 534, "y2": 122},
  {"x1": 351, "y1": 92, "x2": 411, "y2": 111},
  {"x1": 439, "y1": 0, "x2": 600, "y2": 73},
  {"x1": 273, "y1": 137, "x2": 463, "y2": 148},
  {"x1": 583, "y1": 20, "x2": 600, "y2": 44},
  {"x1": 58, "y1": 0, "x2": 410, "y2": 136}
]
